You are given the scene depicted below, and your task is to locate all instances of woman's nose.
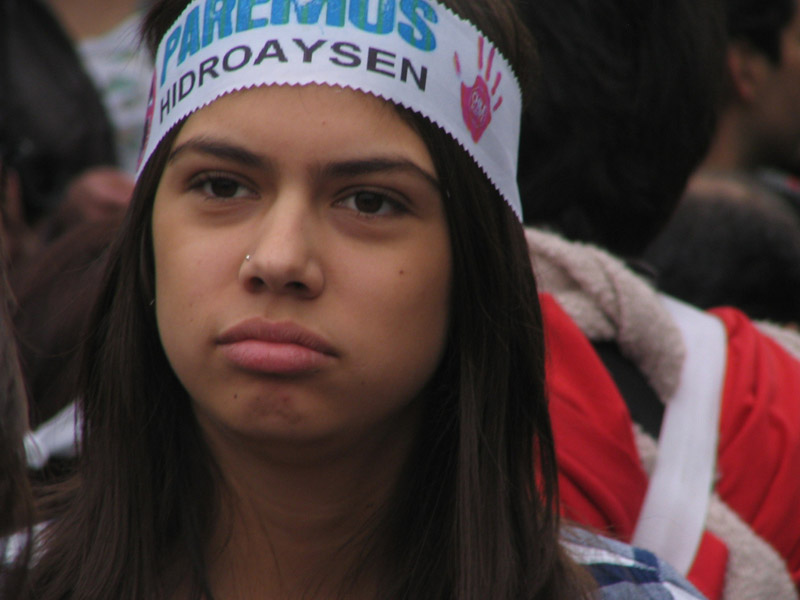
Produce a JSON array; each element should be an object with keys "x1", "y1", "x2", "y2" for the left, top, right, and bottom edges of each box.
[{"x1": 238, "y1": 196, "x2": 324, "y2": 298}]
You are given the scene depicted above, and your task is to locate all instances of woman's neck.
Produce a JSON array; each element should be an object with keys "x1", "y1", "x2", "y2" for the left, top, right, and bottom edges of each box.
[
  {"x1": 207, "y1": 489, "x2": 385, "y2": 600},
  {"x1": 198, "y1": 411, "x2": 420, "y2": 600}
]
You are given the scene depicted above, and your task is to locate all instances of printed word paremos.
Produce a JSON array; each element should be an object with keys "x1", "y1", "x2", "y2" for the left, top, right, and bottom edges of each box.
[{"x1": 161, "y1": 0, "x2": 439, "y2": 85}]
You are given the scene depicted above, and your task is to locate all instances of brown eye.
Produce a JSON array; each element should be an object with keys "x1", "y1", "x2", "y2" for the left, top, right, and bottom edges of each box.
[
  {"x1": 208, "y1": 178, "x2": 241, "y2": 197},
  {"x1": 353, "y1": 192, "x2": 386, "y2": 213},
  {"x1": 191, "y1": 173, "x2": 254, "y2": 201},
  {"x1": 338, "y1": 190, "x2": 407, "y2": 217}
]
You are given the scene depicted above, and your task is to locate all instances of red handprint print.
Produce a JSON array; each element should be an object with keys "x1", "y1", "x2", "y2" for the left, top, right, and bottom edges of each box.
[{"x1": 454, "y1": 36, "x2": 504, "y2": 143}]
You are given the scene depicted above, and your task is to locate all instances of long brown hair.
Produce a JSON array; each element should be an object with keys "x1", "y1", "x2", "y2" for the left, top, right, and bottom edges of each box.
[
  {"x1": 0, "y1": 233, "x2": 33, "y2": 597},
  {"x1": 15, "y1": 1, "x2": 593, "y2": 598}
]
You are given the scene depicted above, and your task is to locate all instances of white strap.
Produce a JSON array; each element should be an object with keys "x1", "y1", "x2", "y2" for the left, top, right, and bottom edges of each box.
[{"x1": 631, "y1": 295, "x2": 726, "y2": 574}]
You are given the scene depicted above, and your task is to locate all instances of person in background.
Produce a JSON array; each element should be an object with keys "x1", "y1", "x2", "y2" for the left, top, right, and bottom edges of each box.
[
  {"x1": 0, "y1": 0, "x2": 152, "y2": 243},
  {"x1": 691, "y1": 0, "x2": 800, "y2": 210},
  {"x1": 517, "y1": 0, "x2": 723, "y2": 260},
  {"x1": 518, "y1": 0, "x2": 800, "y2": 597},
  {"x1": 643, "y1": 182, "x2": 800, "y2": 326}
]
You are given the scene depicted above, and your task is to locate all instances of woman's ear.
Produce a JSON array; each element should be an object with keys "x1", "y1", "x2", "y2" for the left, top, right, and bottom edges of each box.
[{"x1": 727, "y1": 40, "x2": 773, "y2": 103}]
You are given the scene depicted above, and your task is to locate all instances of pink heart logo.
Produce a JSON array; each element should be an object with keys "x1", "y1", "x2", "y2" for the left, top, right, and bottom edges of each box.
[
  {"x1": 461, "y1": 78, "x2": 491, "y2": 142},
  {"x1": 454, "y1": 37, "x2": 504, "y2": 144}
]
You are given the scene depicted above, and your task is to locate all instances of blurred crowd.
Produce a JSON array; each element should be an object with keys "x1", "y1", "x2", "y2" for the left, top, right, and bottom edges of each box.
[{"x1": 1, "y1": 0, "x2": 151, "y2": 477}]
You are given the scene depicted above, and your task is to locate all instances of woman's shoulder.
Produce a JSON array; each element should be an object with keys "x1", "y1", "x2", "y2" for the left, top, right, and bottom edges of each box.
[{"x1": 562, "y1": 529, "x2": 707, "y2": 600}]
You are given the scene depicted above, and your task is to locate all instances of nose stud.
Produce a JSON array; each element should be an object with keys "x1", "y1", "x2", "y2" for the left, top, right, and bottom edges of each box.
[{"x1": 244, "y1": 254, "x2": 251, "y2": 262}]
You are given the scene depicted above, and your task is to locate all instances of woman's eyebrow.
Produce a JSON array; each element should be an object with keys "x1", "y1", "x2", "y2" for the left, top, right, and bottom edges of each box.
[
  {"x1": 167, "y1": 140, "x2": 440, "y2": 192},
  {"x1": 321, "y1": 158, "x2": 440, "y2": 192},
  {"x1": 167, "y1": 137, "x2": 267, "y2": 169}
]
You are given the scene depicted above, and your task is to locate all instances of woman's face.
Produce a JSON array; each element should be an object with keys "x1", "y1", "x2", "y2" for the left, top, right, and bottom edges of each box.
[{"x1": 152, "y1": 85, "x2": 451, "y2": 455}]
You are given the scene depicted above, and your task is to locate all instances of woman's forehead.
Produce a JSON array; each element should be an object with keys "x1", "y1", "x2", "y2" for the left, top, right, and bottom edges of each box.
[
  {"x1": 183, "y1": 83, "x2": 397, "y2": 125},
  {"x1": 170, "y1": 85, "x2": 437, "y2": 175}
]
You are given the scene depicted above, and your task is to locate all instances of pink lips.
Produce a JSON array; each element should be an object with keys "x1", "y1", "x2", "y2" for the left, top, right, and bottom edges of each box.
[{"x1": 216, "y1": 319, "x2": 336, "y2": 375}]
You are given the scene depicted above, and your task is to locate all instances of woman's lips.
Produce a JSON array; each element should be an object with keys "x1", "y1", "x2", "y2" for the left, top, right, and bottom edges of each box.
[{"x1": 216, "y1": 319, "x2": 336, "y2": 375}]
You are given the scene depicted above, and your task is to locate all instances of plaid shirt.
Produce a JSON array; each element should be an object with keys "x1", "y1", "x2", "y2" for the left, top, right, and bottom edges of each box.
[{"x1": 566, "y1": 531, "x2": 707, "y2": 599}]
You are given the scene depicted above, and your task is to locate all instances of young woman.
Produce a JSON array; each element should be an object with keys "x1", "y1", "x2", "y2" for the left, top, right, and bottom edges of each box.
[{"x1": 4, "y1": 0, "x2": 705, "y2": 598}]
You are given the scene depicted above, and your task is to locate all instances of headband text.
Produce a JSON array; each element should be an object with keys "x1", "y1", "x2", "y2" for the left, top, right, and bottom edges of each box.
[{"x1": 161, "y1": 0, "x2": 439, "y2": 85}]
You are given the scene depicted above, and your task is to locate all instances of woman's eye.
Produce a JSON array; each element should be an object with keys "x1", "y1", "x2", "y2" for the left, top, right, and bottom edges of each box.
[
  {"x1": 191, "y1": 174, "x2": 253, "y2": 200},
  {"x1": 338, "y1": 191, "x2": 406, "y2": 216}
]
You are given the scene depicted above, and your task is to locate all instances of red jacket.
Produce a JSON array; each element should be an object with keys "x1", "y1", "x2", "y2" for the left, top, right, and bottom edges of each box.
[{"x1": 542, "y1": 293, "x2": 800, "y2": 599}]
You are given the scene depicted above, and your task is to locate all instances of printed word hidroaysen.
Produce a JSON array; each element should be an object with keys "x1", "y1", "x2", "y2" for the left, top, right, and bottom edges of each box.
[
  {"x1": 159, "y1": 38, "x2": 428, "y2": 124},
  {"x1": 160, "y1": 0, "x2": 439, "y2": 85}
]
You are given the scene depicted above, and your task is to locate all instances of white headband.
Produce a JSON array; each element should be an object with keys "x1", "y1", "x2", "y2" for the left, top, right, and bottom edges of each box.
[{"x1": 137, "y1": 0, "x2": 523, "y2": 219}]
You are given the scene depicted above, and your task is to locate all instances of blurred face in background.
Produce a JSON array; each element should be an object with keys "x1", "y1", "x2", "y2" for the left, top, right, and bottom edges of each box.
[{"x1": 749, "y1": 0, "x2": 800, "y2": 171}]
